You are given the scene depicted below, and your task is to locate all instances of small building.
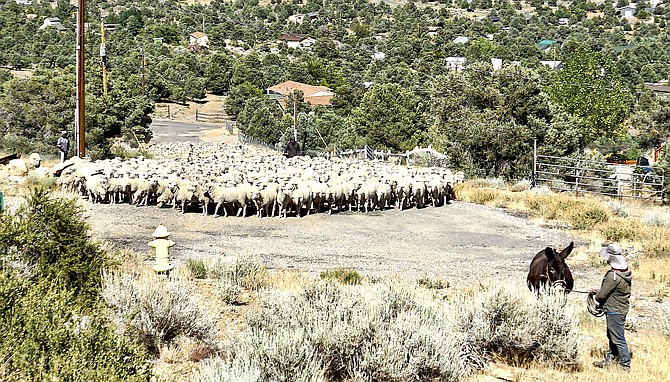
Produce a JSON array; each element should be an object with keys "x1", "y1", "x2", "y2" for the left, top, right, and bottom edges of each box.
[
  {"x1": 39, "y1": 17, "x2": 66, "y2": 32},
  {"x1": 189, "y1": 32, "x2": 209, "y2": 48},
  {"x1": 278, "y1": 33, "x2": 315, "y2": 49},
  {"x1": 540, "y1": 60, "x2": 563, "y2": 70},
  {"x1": 491, "y1": 58, "x2": 503, "y2": 71},
  {"x1": 15, "y1": 0, "x2": 32, "y2": 5},
  {"x1": 373, "y1": 51, "x2": 386, "y2": 60},
  {"x1": 453, "y1": 36, "x2": 469, "y2": 44},
  {"x1": 445, "y1": 57, "x2": 466, "y2": 71},
  {"x1": 266, "y1": 80, "x2": 334, "y2": 110},
  {"x1": 558, "y1": 17, "x2": 570, "y2": 25},
  {"x1": 288, "y1": 12, "x2": 319, "y2": 24},
  {"x1": 618, "y1": 4, "x2": 637, "y2": 18},
  {"x1": 427, "y1": 26, "x2": 440, "y2": 37}
]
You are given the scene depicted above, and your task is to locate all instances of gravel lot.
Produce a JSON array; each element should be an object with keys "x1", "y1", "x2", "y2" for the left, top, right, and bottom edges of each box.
[{"x1": 84, "y1": 198, "x2": 579, "y2": 287}]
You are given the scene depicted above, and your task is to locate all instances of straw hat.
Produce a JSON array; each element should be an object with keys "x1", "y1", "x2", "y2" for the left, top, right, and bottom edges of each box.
[{"x1": 599, "y1": 243, "x2": 628, "y2": 270}]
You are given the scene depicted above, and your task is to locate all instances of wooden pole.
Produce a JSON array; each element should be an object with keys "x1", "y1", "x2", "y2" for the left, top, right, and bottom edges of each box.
[
  {"x1": 101, "y1": 21, "x2": 107, "y2": 96},
  {"x1": 76, "y1": 0, "x2": 85, "y2": 158}
]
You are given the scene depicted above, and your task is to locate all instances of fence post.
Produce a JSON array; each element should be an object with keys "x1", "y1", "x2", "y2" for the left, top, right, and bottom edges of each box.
[
  {"x1": 167, "y1": 105, "x2": 171, "y2": 119},
  {"x1": 531, "y1": 139, "x2": 537, "y2": 188},
  {"x1": 195, "y1": 109, "x2": 199, "y2": 122}
]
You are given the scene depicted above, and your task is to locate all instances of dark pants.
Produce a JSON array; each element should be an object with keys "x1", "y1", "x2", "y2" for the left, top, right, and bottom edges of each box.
[{"x1": 605, "y1": 313, "x2": 631, "y2": 368}]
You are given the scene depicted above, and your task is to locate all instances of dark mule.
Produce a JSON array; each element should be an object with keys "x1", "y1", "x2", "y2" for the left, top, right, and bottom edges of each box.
[{"x1": 527, "y1": 242, "x2": 574, "y2": 293}]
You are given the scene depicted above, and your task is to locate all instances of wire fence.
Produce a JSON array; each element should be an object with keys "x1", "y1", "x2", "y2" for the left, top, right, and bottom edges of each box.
[
  {"x1": 532, "y1": 153, "x2": 666, "y2": 203},
  {"x1": 236, "y1": 131, "x2": 449, "y2": 166}
]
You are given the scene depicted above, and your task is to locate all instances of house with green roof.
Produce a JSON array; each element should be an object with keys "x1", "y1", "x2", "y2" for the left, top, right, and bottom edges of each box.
[{"x1": 536, "y1": 39, "x2": 560, "y2": 51}]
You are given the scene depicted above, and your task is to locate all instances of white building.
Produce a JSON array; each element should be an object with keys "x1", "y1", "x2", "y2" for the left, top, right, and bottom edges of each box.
[
  {"x1": 618, "y1": 4, "x2": 637, "y2": 18},
  {"x1": 445, "y1": 57, "x2": 466, "y2": 71},
  {"x1": 189, "y1": 32, "x2": 209, "y2": 48},
  {"x1": 39, "y1": 17, "x2": 66, "y2": 32}
]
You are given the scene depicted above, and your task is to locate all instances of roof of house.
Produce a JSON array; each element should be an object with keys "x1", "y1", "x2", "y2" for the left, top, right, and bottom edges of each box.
[
  {"x1": 190, "y1": 32, "x2": 207, "y2": 39},
  {"x1": 453, "y1": 36, "x2": 469, "y2": 44},
  {"x1": 279, "y1": 33, "x2": 310, "y2": 42},
  {"x1": 644, "y1": 82, "x2": 670, "y2": 94},
  {"x1": 618, "y1": 3, "x2": 637, "y2": 10},
  {"x1": 267, "y1": 81, "x2": 334, "y2": 107},
  {"x1": 267, "y1": 81, "x2": 332, "y2": 96},
  {"x1": 536, "y1": 39, "x2": 560, "y2": 50}
]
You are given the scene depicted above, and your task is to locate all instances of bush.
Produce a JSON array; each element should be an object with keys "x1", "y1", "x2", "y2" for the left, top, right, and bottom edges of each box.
[
  {"x1": 0, "y1": 276, "x2": 150, "y2": 382},
  {"x1": 569, "y1": 207, "x2": 609, "y2": 230},
  {"x1": 606, "y1": 201, "x2": 628, "y2": 218},
  {"x1": 599, "y1": 218, "x2": 642, "y2": 242},
  {"x1": 101, "y1": 271, "x2": 218, "y2": 353},
  {"x1": 187, "y1": 258, "x2": 208, "y2": 279},
  {"x1": 320, "y1": 268, "x2": 363, "y2": 285},
  {"x1": 418, "y1": 276, "x2": 450, "y2": 289},
  {"x1": 643, "y1": 211, "x2": 670, "y2": 227},
  {"x1": 209, "y1": 255, "x2": 268, "y2": 290},
  {"x1": 0, "y1": 187, "x2": 110, "y2": 304},
  {"x1": 198, "y1": 282, "x2": 580, "y2": 381},
  {"x1": 450, "y1": 286, "x2": 579, "y2": 366},
  {"x1": 0, "y1": 189, "x2": 150, "y2": 381},
  {"x1": 524, "y1": 195, "x2": 581, "y2": 221},
  {"x1": 200, "y1": 282, "x2": 468, "y2": 382}
]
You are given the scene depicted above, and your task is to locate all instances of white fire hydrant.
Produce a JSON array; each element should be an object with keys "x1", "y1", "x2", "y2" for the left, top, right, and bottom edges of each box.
[{"x1": 149, "y1": 224, "x2": 175, "y2": 275}]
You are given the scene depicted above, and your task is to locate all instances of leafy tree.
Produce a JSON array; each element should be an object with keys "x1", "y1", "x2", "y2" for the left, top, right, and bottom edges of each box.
[
  {"x1": 204, "y1": 53, "x2": 232, "y2": 95},
  {"x1": 225, "y1": 81, "x2": 264, "y2": 116},
  {"x1": 237, "y1": 97, "x2": 282, "y2": 144},
  {"x1": 351, "y1": 83, "x2": 426, "y2": 151},
  {"x1": 545, "y1": 46, "x2": 631, "y2": 146}
]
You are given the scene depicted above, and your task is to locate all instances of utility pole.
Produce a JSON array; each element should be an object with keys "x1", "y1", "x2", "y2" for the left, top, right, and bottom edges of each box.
[
  {"x1": 202, "y1": 15, "x2": 205, "y2": 34},
  {"x1": 100, "y1": 20, "x2": 107, "y2": 96},
  {"x1": 75, "y1": 0, "x2": 85, "y2": 158}
]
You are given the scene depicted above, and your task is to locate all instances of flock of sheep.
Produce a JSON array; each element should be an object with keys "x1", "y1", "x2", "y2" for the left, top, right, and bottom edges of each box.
[{"x1": 55, "y1": 142, "x2": 463, "y2": 218}]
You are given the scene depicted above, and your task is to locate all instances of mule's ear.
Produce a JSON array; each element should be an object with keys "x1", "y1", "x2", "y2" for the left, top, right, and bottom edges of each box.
[
  {"x1": 560, "y1": 241, "x2": 574, "y2": 259},
  {"x1": 544, "y1": 247, "x2": 556, "y2": 259}
]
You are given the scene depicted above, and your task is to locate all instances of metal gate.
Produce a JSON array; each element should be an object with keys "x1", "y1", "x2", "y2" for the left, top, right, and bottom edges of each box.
[{"x1": 532, "y1": 146, "x2": 665, "y2": 203}]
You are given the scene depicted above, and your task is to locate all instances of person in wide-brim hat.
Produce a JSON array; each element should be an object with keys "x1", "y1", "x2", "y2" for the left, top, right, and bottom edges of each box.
[
  {"x1": 599, "y1": 243, "x2": 628, "y2": 270},
  {"x1": 592, "y1": 243, "x2": 633, "y2": 371}
]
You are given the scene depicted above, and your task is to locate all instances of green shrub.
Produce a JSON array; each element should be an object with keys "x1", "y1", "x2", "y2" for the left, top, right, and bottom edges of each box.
[
  {"x1": 320, "y1": 268, "x2": 363, "y2": 285},
  {"x1": 0, "y1": 276, "x2": 150, "y2": 381},
  {"x1": 599, "y1": 219, "x2": 642, "y2": 242},
  {"x1": 187, "y1": 258, "x2": 208, "y2": 279},
  {"x1": 209, "y1": 255, "x2": 267, "y2": 290},
  {"x1": 418, "y1": 276, "x2": 450, "y2": 289},
  {"x1": 569, "y1": 208, "x2": 609, "y2": 230},
  {"x1": 101, "y1": 272, "x2": 218, "y2": 353},
  {"x1": 0, "y1": 187, "x2": 110, "y2": 304},
  {"x1": 0, "y1": 187, "x2": 151, "y2": 381}
]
